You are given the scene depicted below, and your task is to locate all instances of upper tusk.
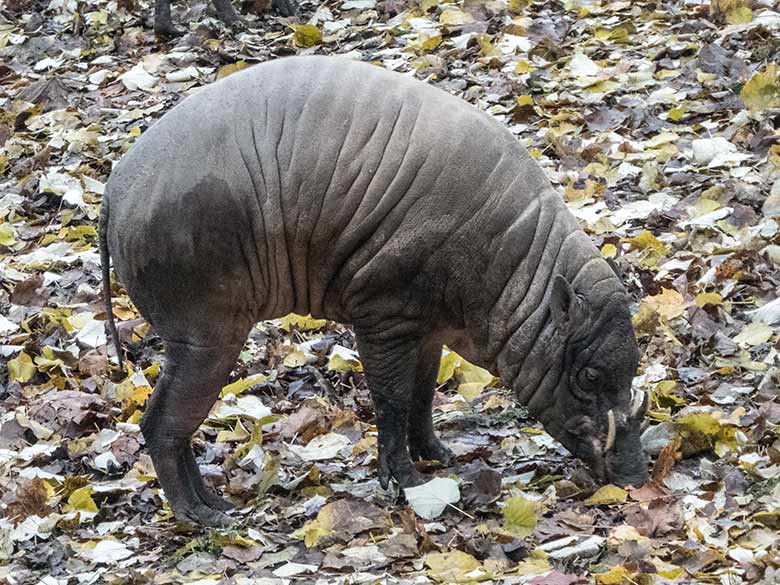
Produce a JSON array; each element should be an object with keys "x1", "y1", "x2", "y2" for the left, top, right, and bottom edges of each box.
[
  {"x1": 605, "y1": 409, "x2": 616, "y2": 453},
  {"x1": 630, "y1": 389, "x2": 646, "y2": 418}
]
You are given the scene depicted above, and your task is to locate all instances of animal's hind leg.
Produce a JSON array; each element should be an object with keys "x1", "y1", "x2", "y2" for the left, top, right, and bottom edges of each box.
[
  {"x1": 407, "y1": 340, "x2": 455, "y2": 465},
  {"x1": 141, "y1": 338, "x2": 246, "y2": 526}
]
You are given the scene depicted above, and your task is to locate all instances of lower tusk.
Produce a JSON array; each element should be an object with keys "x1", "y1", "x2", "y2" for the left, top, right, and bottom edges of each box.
[
  {"x1": 630, "y1": 389, "x2": 646, "y2": 417},
  {"x1": 605, "y1": 410, "x2": 616, "y2": 452}
]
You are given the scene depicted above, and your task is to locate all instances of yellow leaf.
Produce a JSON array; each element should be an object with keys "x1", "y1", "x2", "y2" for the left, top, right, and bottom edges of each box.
[
  {"x1": 0, "y1": 222, "x2": 16, "y2": 247},
  {"x1": 677, "y1": 413, "x2": 721, "y2": 437},
  {"x1": 741, "y1": 64, "x2": 780, "y2": 112},
  {"x1": 600, "y1": 243, "x2": 617, "y2": 259},
  {"x1": 515, "y1": 60, "x2": 535, "y2": 74},
  {"x1": 583, "y1": 80, "x2": 620, "y2": 94},
  {"x1": 753, "y1": 511, "x2": 780, "y2": 529},
  {"x1": 295, "y1": 504, "x2": 335, "y2": 547},
  {"x1": 503, "y1": 496, "x2": 538, "y2": 537},
  {"x1": 143, "y1": 361, "x2": 161, "y2": 381},
  {"x1": 278, "y1": 313, "x2": 327, "y2": 332},
  {"x1": 438, "y1": 350, "x2": 494, "y2": 399},
  {"x1": 220, "y1": 373, "x2": 268, "y2": 398},
  {"x1": 623, "y1": 230, "x2": 669, "y2": 267},
  {"x1": 514, "y1": 554, "x2": 551, "y2": 575},
  {"x1": 564, "y1": 179, "x2": 604, "y2": 202},
  {"x1": 458, "y1": 361, "x2": 493, "y2": 386},
  {"x1": 326, "y1": 353, "x2": 363, "y2": 373},
  {"x1": 726, "y1": 5, "x2": 752, "y2": 24},
  {"x1": 476, "y1": 34, "x2": 498, "y2": 57},
  {"x1": 643, "y1": 288, "x2": 685, "y2": 321},
  {"x1": 8, "y1": 352, "x2": 36, "y2": 383},
  {"x1": 129, "y1": 385, "x2": 152, "y2": 408},
  {"x1": 292, "y1": 25, "x2": 322, "y2": 48},
  {"x1": 458, "y1": 382, "x2": 484, "y2": 403},
  {"x1": 216, "y1": 60, "x2": 249, "y2": 80},
  {"x1": 65, "y1": 487, "x2": 98, "y2": 514},
  {"x1": 437, "y1": 351, "x2": 462, "y2": 385},
  {"x1": 584, "y1": 484, "x2": 627, "y2": 505},
  {"x1": 129, "y1": 127, "x2": 142, "y2": 137},
  {"x1": 676, "y1": 412, "x2": 736, "y2": 455},
  {"x1": 595, "y1": 566, "x2": 631, "y2": 585},
  {"x1": 654, "y1": 380, "x2": 685, "y2": 407},
  {"x1": 34, "y1": 346, "x2": 66, "y2": 373},
  {"x1": 217, "y1": 419, "x2": 251, "y2": 443},
  {"x1": 439, "y1": 8, "x2": 475, "y2": 26},
  {"x1": 645, "y1": 131, "x2": 679, "y2": 148},
  {"x1": 60, "y1": 225, "x2": 97, "y2": 242},
  {"x1": 507, "y1": 0, "x2": 528, "y2": 13},
  {"x1": 283, "y1": 350, "x2": 308, "y2": 368},
  {"x1": 733, "y1": 322, "x2": 774, "y2": 346},
  {"x1": 695, "y1": 292, "x2": 722, "y2": 307},
  {"x1": 516, "y1": 95, "x2": 533, "y2": 107},
  {"x1": 425, "y1": 550, "x2": 489, "y2": 583},
  {"x1": 668, "y1": 105, "x2": 687, "y2": 121},
  {"x1": 422, "y1": 35, "x2": 442, "y2": 51},
  {"x1": 768, "y1": 144, "x2": 780, "y2": 169}
]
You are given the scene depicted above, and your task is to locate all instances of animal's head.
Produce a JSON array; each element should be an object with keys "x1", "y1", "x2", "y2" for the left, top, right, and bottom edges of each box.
[{"x1": 518, "y1": 274, "x2": 648, "y2": 487}]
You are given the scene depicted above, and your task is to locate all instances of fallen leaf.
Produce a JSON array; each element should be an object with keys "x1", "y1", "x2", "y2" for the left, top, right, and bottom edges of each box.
[
  {"x1": 584, "y1": 485, "x2": 628, "y2": 506},
  {"x1": 404, "y1": 477, "x2": 461, "y2": 520},
  {"x1": 503, "y1": 495, "x2": 539, "y2": 537}
]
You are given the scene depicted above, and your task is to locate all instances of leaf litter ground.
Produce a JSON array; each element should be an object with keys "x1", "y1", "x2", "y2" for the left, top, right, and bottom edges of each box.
[{"x1": 2, "y1": 0, "x2": 780, "y2": 583}]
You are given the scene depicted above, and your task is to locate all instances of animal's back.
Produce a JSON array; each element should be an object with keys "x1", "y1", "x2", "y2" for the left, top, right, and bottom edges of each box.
[{"x1": 105, "y1": 56, "x2": 553, "y2": 342}]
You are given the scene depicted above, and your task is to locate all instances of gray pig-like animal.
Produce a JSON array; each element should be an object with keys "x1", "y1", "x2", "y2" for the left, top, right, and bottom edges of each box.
[{"x1": 100, "y1": 56, "x2": 649, "y2": 526}]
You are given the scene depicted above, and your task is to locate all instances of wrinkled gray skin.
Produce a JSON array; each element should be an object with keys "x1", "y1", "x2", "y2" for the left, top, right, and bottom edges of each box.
[
  {"x1": 154, "y1": 0, "x2": 297, "y2": 38},
  {"x1": 100, "y1": 56, "x2": 649, "y2": 526}
]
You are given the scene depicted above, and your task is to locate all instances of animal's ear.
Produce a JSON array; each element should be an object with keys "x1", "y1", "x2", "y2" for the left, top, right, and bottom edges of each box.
[{"x1": 550, "y1": 274, "x2": 578, "y2": 325}]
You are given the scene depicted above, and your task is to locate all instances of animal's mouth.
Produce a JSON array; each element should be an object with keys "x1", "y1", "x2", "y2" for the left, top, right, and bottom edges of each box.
[
  {"x1": 563, "y1": 389, "x2": 649, "y2": 486},
  {"x1": 603, "y1": 388, "x2": 647, "y2": 453},
  {"x1": 597, "y1": 388, "x2": 649, "y2": 485}
]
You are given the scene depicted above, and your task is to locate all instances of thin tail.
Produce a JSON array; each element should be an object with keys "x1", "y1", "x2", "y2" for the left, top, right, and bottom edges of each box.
[{"x1": 99, "y1": 199, "x2": 124, "y2": 373}]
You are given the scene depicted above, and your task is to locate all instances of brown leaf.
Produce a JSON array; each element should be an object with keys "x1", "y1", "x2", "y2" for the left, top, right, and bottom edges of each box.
[
  {"x1": 78, "y1": 348, "x2": 108, "y2": 376},
  {"x1": 10, "y1": 274, "x2": 47, "y2": 306},
  {"x1": 624, "y1": 500, "x2": 684, "y2": 537},
  {"x1": 29, "y1": 391, "x2": 109, "y2": 438},
  {"x1": 6, "y1": 479, "x2": 51, "y2": 524},
  {"x1": 651, "y1": 434, "x2": 681, "y2": 483}
]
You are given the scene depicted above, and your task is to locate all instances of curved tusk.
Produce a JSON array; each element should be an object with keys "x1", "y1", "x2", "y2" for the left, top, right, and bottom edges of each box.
[
  {"x1": 605, "y1": 410, "x2": 616, "y2": 453},
  {"x1": 630, "y1": 389, "x2": 646, "y2": 418}
]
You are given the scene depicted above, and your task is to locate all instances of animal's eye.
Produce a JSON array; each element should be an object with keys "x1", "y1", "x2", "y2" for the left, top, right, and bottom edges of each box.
[{"x1": 578, "y1": 367, "x2": 600, "y2": 388}]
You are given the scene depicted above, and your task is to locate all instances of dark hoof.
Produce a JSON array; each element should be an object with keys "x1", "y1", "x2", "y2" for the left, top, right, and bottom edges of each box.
[
  {"x1": 397, "y1": 468, "x2": 428, "y2": 489},
  {"x1": 410, "y1": 437, "x2": 455, "y2": 466},
  {"x1": 223, "y1": 16, "x2": 247, "y2": 31},
  {"x1": 155, "y1": 22, "x2": 184, "y2": 38},
  {"x1": 197, "y1": 487, "x2": 234, "y2": 512},
  {"x1": 378, "y1": 453, "x2": 427, "y2": 490},
  {"x1": 184, "y1": 451, "x2": 235, "y2": 512},
  {"x1": 178, "y1": 504, "x2": 233, "y2": 528}
]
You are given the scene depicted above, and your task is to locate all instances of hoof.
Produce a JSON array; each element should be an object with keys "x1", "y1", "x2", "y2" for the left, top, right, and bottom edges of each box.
[
  {"x1": 410, "y1": 437, "x2": 455, "y2": 466},
  {"x1": 176, "y1": 502, "x2": 233, "y2": 528},
  {"x1": 154, "y1": 22, "x2": 184, "y2": 38}
]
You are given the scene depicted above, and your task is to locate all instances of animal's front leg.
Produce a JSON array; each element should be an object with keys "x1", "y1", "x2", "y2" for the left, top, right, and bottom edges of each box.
[
  {"x1": 212, "y1": 0, "x2": 243, "y2": 26},
  {"x1": 408, "y1": 340, "x2": 455, "y2": 465},
  {"x1": 154, "y1": 0, "x2": 183, "y2": 37},
  {"x1": 355, "y1": 326, "x2": 426, "y2": 489}
]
